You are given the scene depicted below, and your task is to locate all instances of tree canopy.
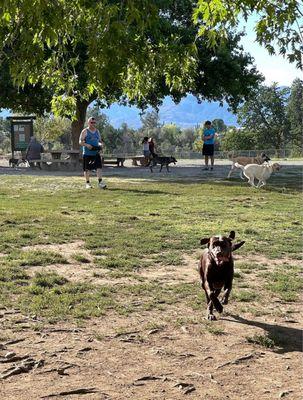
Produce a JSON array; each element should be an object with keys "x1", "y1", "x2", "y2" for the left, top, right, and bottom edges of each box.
[
  {"x1": 236, "y1": 84, "x2": 291, "y2": 152},
  {"x1": 0, "y1": 56, "x2": 52, "y2": 115},
  {"x1": 287, "y1": 78, "x2": 303, "y2": 153},
  {"x1": 0, "y1": 0, "x2": 262, "y2": 147},
  {"x1": 194, "y1": 0, "x2": 303, "y2": 69}
]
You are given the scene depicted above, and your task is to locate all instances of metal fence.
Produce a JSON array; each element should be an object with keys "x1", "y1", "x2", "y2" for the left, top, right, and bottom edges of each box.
[{"x1": 103, "y1": 147, "x2": 297, "y2": 159}]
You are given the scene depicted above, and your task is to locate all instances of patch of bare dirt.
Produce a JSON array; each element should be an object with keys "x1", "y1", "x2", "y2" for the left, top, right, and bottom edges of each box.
[
  {"x1": 1, "y1": 252, "x2": 302, "y2": 399},
  {"x1": 235, "y1": 254, "x2": 302, "y2": 266},
  {"x1": 22, "y1": 241, "x2": 90, "y2": 261}
]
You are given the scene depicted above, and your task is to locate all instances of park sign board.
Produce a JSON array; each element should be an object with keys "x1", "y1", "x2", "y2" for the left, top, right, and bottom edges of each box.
[{"x1": 7, "y1": 116, "x2": 36, "y2": 156}]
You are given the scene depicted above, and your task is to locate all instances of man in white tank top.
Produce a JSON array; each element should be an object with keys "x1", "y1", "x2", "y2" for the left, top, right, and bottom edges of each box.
[{"x1": 79, "y1": 117, "x2": 107, "y2": 189}]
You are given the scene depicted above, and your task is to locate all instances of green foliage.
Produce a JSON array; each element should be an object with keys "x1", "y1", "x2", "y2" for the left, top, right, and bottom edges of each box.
[
  {"x1": 0, "y1": 117, "x2": 10, "y2": 153},
  {"x1": 246, "y1": 334, "x2": 275, "y2": 348},
  {"x1": 220, "y1": 127, "x2": 258, "y2": 151},
  {"x1": 6, "y1": 250, "x2": 69, "y2": 267},
  {"x1": 0, "y1": 56, "x2": 52, "y2": 115},
  {"x1": 194, "y1": 0, "x2": 303, "y2": 68},
  {"x1": 287, "y1": 78, "x2": 303, "y2": 155},
  {"x1": 212, "y1": 119, "x2": 227, "y2": 133},
  {"x1": 0, "y1": 0, "x2": 261, "y2": 148},
  {"x1": 31, "y1": 272, "x2": 68, "y2": 289},
  {"x1": 34, "y1": 115, "x2": 71, "y2": 145},
  {"x1": 264, "y1": 269, "x2": 302, "y2": 302},
  {"x1": 233, "y1": 290, "x2": 258, "y2": 302},
  {"x1": 236, "y1": 84, "x2": 291, "y2": 152},
  {"x1": 141, "y1": 111, "x2": 161, "y2": 130}
]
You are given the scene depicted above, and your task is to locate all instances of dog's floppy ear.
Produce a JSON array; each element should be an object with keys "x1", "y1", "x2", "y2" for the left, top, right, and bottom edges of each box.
[
  {"x1": 232, "y1": 241, "x2": 245, "y2": 251},
  {"x1": 229, "y1": 231, "x2": 235, "y2": 240},
  {"x1": 200, "y1": 238, "x2": 210, "y2": 246}
]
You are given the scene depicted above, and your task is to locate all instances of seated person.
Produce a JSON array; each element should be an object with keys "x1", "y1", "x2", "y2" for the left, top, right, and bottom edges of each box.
[{"x1": 25, "y1": 137, "x2": 44, "y2": 168}]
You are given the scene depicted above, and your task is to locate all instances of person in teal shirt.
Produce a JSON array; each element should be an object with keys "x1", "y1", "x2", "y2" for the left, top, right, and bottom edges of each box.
[{"x1": 202, "y1": 120, "x2": 216, "y2": 170}]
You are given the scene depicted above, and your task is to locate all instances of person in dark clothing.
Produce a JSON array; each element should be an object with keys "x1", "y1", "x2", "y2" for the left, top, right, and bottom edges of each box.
[
  {"x1": 25, "y1": 137, "x2": 44, "y2": 169},
  {"x1": 148, "y1": 137, "x2": 156, "y2": 157}
]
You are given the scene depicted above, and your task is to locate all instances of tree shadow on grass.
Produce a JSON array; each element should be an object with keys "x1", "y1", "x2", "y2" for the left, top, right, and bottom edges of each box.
[
  {"x1": 223, "y1": 314, "x2": 302, "y2": 354},
  {"x1": 108, "y1": 187, "x2": 178, "y2": 195}
]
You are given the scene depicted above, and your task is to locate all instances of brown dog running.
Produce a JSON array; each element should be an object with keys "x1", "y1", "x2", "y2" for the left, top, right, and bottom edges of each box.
[{"x1": 198, "y1": 231, "x2": 245, "y2": 320}]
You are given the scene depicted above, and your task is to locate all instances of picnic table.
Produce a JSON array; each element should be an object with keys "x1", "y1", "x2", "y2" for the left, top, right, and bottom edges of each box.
[
  {"x1": 49, "y1": 151, "x2": 63, "y2": 160},
  {"x1": 66, "y1": 150, "x2": 81, "y2": 163},
  {"x1": 102, "y1": 156, "x2": 125, "y2": 167},
  {"x1": 29, "y1": 150, "x2": 81, "y2": 171}
]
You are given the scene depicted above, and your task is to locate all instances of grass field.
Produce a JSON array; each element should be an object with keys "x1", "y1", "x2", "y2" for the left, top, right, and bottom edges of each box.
[{"x1": 0, "y1": 169, "x2": 302, "y2": 399}]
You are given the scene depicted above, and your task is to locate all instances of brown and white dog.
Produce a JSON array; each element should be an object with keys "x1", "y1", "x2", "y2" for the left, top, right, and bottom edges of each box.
[
  {"x1": 227, "y1": 152, "x2": 271, "y2": 179},
  {"x1": 234, "y1": 162, "x2": 281, "y2": 188},
  {"x1": 198, "y1": 231, "x2": 245, "y2": 320}
]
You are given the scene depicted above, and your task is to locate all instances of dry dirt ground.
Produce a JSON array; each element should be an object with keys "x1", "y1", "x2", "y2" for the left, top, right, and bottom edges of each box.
[
  {"x1": 0, "y1": 160, "x2": 302, "y2": 399},
  {"x1": 1, "y1": 158, "x2": 302, "y2": 180}
]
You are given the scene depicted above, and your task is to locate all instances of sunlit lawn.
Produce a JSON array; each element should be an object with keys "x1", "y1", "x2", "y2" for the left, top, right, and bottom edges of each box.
[{"x1": 0, "y1": 171, "x2": 301, "y2": 322}]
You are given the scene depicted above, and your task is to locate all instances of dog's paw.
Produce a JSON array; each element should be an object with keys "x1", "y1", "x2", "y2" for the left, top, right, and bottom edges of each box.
[
  {"x1": 207, "y1": 314, "x2": 217, "y2": 321},
  {"x1": 216, "y1": 303, "x2": 223, "y2": 313}
]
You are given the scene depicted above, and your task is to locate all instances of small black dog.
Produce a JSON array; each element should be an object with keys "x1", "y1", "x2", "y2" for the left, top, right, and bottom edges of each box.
[{"x1": 148, "y1": 155, "x2": 177, "y2": 172}]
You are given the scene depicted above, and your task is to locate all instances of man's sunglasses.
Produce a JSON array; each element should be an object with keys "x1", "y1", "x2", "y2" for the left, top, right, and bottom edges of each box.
[{"x1": 90, "y1": 121, "x2": 96, "y2": 124}]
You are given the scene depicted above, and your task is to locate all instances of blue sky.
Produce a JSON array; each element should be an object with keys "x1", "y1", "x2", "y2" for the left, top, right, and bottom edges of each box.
[{"x1": 239, "y1": 17, "x2": 301, "y2": 86}]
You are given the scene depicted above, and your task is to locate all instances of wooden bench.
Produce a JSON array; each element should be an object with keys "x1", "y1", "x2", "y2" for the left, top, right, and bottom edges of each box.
[
  {"x1": 29, "y1": 158, "x2": 79, "y2": 170},
  {"x1": 102, "y1": 157, "x2": 125, "y2": 167}
]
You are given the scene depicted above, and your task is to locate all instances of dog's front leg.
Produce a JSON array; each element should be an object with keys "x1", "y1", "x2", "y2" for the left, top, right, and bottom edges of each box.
[
  {"x1": 207, "y1": 289, "x2": 222, "y2": 320},
  {"x1": 221, "y1": 283, "x2": 232, "y2": 305},
  {"x1": 204, "y1": 281, "x2": 223, "y2": 317},
  {"x1": 159, "y1": 164, "x2": 163, "y2": 172},
  {"x1": 227, "y1": 165, "x2": 234, "y2": 178},
  {"x1": 207, "y1": 300, "x2": 216, "y2": 321},
  {"x1": 203, "y1": 281, "x2": 215, "y2": 320},
  {"x1": 248, "y1": 178, "x2": 257, "y2": 187}
]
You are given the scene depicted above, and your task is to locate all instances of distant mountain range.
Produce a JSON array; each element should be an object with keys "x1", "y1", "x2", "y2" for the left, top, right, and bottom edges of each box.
[
  {"x1": 101, "y1": 95, "x2": 238, "y2": 128},
  {"x1": 1, "y1": 94, "x2": 239, "y2": 128}
]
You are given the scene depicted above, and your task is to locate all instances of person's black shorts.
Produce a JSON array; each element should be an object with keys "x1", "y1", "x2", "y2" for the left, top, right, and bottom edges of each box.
[
  {"x1": 202, "y1": 144, "x2": 214, "y2": 156},
  {"x1": 83, "y1": 154, "x2": 102, "y2": 171}
]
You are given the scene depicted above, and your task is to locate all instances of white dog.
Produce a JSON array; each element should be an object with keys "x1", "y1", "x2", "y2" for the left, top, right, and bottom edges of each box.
[
  {"x1": 234, "y1": 162, "x2": 281, "y2": 188},
  {"x1": 227, "y1": 152, "x2": 271, "y2": 179}
]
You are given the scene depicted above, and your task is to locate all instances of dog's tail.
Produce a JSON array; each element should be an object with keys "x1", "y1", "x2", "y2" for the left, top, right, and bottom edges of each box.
[{"x1": 234, "y1": 162, "x2": 245, "y2": 170}]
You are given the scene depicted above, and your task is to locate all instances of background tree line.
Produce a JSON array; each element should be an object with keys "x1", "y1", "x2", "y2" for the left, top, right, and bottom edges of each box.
[{"x1": 0, "y1": 79, "x2": 302, "y2": 156}]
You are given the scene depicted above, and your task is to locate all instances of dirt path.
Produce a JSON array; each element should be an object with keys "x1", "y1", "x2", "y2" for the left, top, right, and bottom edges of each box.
[
  {"x1": 1, "y1": 249, "x2": 302, "y2": 399},
  {"x1": 0, "y1": 159, "x2": 302, "y2": 181}
]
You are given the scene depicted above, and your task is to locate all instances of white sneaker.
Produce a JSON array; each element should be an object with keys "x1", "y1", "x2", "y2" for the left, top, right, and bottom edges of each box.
[
  {"x1": 98, "y1": 181, "x2": 107, "y2": 189},
  {"x1": 85, "y1": 183, "x2": 92, "y2": 189}
]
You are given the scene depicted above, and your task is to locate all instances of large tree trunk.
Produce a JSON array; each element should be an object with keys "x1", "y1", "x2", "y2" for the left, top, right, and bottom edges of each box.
[{"x1": 71, "y1": 98, "x2": 89, "y2": 149}]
